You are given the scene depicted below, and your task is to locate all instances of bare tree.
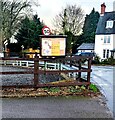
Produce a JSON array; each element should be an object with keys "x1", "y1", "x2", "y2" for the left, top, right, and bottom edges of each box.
[
  {"x1": 0, "y1": 0, "x2": 34, "y2": 54},
  {"x1": 53, "y1": 5, "x2": 84, "y2": 36},
  {"x1": 1, "y1": 0, "x2": 32, "y2": 40},
  {"x1": 0, "y1": 1, "x2": 3, "y2": 53}
]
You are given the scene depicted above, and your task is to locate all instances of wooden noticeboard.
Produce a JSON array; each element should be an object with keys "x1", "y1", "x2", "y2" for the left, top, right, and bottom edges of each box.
[{"x1": 40, "y1": 35, "x2": 67, "y2": 57}]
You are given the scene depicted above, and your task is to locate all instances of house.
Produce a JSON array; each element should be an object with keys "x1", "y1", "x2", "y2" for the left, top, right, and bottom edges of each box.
[
  {"x1": 95, "y1": 2, "x2": 115, "y2": 60},
  {"x1": 76, "y1": 43, "x2": 95, "y2": 56}
]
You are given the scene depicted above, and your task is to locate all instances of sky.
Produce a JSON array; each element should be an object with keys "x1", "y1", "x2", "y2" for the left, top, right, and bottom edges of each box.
[{"x1": 32, "y1": 0, "x2": 115, "y2": 30}]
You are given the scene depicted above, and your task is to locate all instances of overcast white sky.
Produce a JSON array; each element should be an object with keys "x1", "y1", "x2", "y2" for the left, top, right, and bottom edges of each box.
[{"x1": 32, "y1": 0, "x2": 114, "y2": 29}]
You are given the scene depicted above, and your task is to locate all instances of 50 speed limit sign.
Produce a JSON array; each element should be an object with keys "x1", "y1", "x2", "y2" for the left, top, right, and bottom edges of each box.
[{"x1": 42, "y1": 26, "x2": 51, "y2": 35}]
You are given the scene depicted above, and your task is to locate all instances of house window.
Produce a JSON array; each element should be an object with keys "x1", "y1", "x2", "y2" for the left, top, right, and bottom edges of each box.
[
  {"x1": 104, "y1": 36, "x2": 106, "y2": 43},
  {"x1": 106, "y1": 20, "x2": 113, "y2": 28},
  {"x1": 103, "y1": 49, "x2": 106, "y2": 58},
  {"x1": 107, "y1": 36, "x2": 110, "y2": 43},
  {"x1": 103, "y1": 49, "x2": 110, "y2": 59},
  {"x1": 104, "y1": 36, "x2": 111, "y2": 43},
  {"x1": 106, "y1": 49, "x2": 109, "y2": 58}
]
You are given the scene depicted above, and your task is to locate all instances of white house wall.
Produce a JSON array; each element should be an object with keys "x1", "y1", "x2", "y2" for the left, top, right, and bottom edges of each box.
[
  {"x1": 95, "y1": 34, "x2": 113, "y2": 59},
  {"x1": 113, "y1": 34, "x2": 115, "y2": 59},
  {"x1": 113, "y1": 34, "x2": 115, "y2": 48}
]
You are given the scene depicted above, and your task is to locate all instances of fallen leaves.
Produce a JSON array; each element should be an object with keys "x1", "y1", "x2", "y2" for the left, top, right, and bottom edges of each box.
[{"x1": 1, "y1": 85, "x2": 101, "y2": 98}]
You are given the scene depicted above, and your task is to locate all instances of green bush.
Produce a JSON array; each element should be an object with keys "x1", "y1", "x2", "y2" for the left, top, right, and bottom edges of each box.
[
  {"x1": 49, "y1": 87, "x2": 60, "y2": 92},
  {"x1": 43, "y1": 87, "x2": 49, "y2": 91},
  {"x1": 101, "y1": 59, "x2": 110, "y2": 65},
  {"x1": 89, "y1": 84, "x2": 98, "y2": 92},
  {"x1": 93, "y1": 55, "x2": 101, "y2": 64},
  {"x1": 68, "y1": 86, "x2": 77, "y2": 93},
  {"x1": 93, "y1": 56, "x2": 115, "y2": 65},
  {"x1": 100, "y1": 57, "x2": 115, "y2": 65},
  {"x1": 81, "y1": 85, "x2": 86, "y2": 90},
  {"x1": 107, "y1": 57, "x2": 115, "y2": 65}
]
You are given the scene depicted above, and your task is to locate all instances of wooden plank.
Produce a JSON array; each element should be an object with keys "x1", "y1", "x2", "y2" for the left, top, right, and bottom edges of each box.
[
  {"x1": 0, "y1": 71, "x2": 33, "y2": 74},
  {"x1": 2, "y1": 82, "x2": 91, "y2": 89},
  {"x1": 36, "y1": 82, "x2": 91, "y2": 87},
  {"x1": 0, "y1": 58, "x2": 34, "y2": 61},
  {"x1": 39, "y1": 69, "x2": 92, "y2": 73}
]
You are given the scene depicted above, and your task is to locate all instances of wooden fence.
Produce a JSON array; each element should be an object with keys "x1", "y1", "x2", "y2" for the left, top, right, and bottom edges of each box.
[{"x1": 0, "y1": 53, "x2": 92, "y2": 88}]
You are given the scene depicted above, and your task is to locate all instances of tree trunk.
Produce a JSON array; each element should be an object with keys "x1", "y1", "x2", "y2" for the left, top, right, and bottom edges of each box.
[{"x1": 0, "y1": 30, "x2": 4, "y2": 57}]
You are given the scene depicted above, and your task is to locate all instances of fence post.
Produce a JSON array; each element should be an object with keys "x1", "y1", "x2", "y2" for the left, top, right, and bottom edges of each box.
[
  {"x1": 69, "y1": 55, "x2": 73, "y2": 77},
  {"x1": 34, "y1": 52, "x2": 39, "y2": 86},
  {"x1": 78, "y1": 59, "x2": 81, "y2": 81},
  {"x1": 87, "y1": 57, "x2": 92, "y2": 83}
]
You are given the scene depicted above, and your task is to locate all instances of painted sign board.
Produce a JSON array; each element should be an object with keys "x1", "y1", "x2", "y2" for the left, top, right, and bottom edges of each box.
[{"x1": 40, "y1": 35, "x2": 67, "y2": 57}]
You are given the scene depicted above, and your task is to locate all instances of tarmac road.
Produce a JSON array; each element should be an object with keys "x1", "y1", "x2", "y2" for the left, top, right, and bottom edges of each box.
[
  {"x1": 91, "y1": 65, "x2": 114, "y2": 114},
  {"x1": 2, "y1": 96, "x2": 113, "y2": 118}
]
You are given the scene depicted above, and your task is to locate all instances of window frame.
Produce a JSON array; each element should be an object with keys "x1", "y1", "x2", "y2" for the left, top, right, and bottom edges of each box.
[
  {"x1": 103, "y1": 36, "x2": 111, "y2": 43},
  {"x1": 104, "y1": 36, "x2": 106, "y2": 43},
  {"x1": 106, "y1": 20, "x2": 113, "y2": 28},
  {"x1": 107, "y1": 36, "x2": 110, "y2": 43}
]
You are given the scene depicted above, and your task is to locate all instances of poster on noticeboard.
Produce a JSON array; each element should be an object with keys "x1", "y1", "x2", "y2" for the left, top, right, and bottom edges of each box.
[{"x1": 40, "y1": 36, "x2": 66, "y2": 57}]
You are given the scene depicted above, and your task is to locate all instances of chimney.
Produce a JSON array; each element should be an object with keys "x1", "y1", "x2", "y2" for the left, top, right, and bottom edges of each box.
[{"x1": 101, "y1": 3, "x2": 106, "y2": 14}]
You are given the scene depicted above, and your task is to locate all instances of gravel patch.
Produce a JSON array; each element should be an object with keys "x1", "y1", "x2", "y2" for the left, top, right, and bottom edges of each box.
[{"x1": 1, "y1": 66, "x2": 65, "y2": 86}]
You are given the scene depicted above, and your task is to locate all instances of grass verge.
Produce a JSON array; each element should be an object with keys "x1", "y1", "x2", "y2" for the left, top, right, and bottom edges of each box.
[{"x1": 1, "y1": 83, "x2": 101, "y2": 98}]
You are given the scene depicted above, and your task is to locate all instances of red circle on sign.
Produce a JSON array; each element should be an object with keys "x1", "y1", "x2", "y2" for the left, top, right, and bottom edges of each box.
[{"x1": 42, "y1": 26, "x2": 51, "y2": 35}]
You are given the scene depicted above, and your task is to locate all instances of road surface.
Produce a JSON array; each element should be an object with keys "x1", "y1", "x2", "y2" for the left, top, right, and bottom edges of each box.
[
  {"x1": 1, "y1": 65, "x2": 114, "y2": 118},
  {"x1": 91, "y1": 65, "x2": 114, "y2": 115},
  {"x1": 2, "y1": 96, "x2": 113, "y2": 118}
]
